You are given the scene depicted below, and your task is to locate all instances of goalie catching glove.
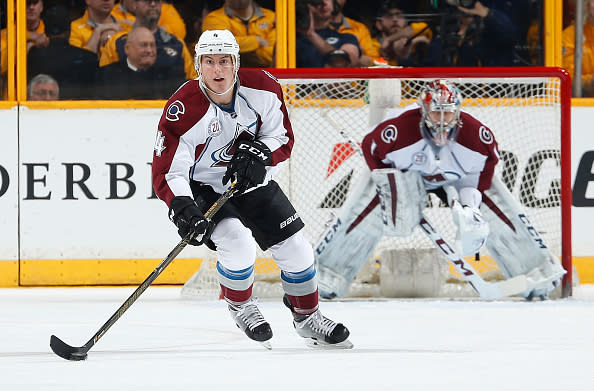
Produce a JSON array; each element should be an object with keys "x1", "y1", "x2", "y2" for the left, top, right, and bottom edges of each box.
[
  {"x1": 223, "y1": 140, "x2": 272, "y2": 194},
  {"x1": 169, "y1": 196, "x2": 212, "y2": 245},
  {"x1": 451, "y1": 200, "x2": 489, "y2": 256}
]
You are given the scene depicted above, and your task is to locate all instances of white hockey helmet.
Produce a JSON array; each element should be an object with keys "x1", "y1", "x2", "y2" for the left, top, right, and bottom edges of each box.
[
  {"x1": 194, "y1": 29, "x2": 240, "y2": 74},
  {"x1": 419, "y1": 80, "x2": 462, "y2": 147}
]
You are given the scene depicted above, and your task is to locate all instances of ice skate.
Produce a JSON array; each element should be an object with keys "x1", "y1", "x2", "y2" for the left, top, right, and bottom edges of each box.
[
  {"x1": 228, "y1": 297, "x2": 273, "y2": 349},
  {"x1": 283, "y1": 295, "x2": 353, "y2": 349}
]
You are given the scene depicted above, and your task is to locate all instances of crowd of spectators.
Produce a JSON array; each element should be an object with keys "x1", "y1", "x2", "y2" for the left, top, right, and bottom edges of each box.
[{"x1": 0, "y1": 0, "x2": 582, "y2": 100}]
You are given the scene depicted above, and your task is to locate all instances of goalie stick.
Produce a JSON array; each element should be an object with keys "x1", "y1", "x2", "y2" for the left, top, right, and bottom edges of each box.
[
  {"x1": 50, "y1": 184, "x2": 237, "y2": 361},
  {"x1": 321, "y1": 111, "x2": 529, "y2": 300}
]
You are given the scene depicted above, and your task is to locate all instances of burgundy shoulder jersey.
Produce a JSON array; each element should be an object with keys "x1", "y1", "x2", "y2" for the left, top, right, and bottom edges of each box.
[
  {"x1": 361, "y1": 105, "x2": 500, "y2": 192},
  {"x1": 152, "y1": 69, "x2": 294, "y2": 206}
]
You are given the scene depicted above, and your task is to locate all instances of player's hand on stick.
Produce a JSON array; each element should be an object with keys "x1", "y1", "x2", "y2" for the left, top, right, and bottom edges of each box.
[
  {"x1": 169, "y1": 196, "x2": 212, "y2": 245},
  {"x1": 222, "y1": 140, "x2": 272, "y2": 194},
  {"x1": 451, "y1": 200, "x2": 489, "y2": 256}
]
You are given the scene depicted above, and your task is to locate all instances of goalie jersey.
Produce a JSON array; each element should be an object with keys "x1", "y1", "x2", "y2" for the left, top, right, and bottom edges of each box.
[{"x1": 361, "y1": 105, "x2": 500, "y2": 194}]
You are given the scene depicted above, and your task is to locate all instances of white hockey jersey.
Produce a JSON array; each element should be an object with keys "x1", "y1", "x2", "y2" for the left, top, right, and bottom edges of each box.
[
  {"x1": 361, "y1": 105, "x2": 500, "y2": 195},
  {"x1": 152, "y1": 70, "x2": 294, "y2": 206}
]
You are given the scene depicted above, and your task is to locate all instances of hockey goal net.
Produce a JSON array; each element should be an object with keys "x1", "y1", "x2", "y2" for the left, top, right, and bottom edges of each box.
[{"x1": 182, "y1": 67, "x2": 572, "y2": 300}]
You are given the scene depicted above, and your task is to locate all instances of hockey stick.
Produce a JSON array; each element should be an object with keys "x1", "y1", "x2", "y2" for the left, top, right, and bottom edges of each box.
[
  {"x1": 50, "y1": 184, "x2": 237, "y2": 361},
  {"x1": 321, "y1": 111, "x2": 528, "y2": 299}
]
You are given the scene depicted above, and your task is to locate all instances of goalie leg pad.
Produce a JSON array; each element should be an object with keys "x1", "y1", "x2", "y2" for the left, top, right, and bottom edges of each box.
[
  {"x1": 370, "y1": 168, "x2": 426, "y2": 237},
  {"x1": 481, "y1": 177, "x2": 566, "y2": 298},
  {"x1": 315, "y1": 171, "x2": 384, "y2": 299}
]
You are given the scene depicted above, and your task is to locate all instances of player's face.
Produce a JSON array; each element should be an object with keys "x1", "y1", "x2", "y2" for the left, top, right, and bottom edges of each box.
[
  {"x1": 428, "y1": 110, "x2": 455, "y2": 124},
  {"x1": 200, "y1": 54, "x2": 236, "y2": 93}
]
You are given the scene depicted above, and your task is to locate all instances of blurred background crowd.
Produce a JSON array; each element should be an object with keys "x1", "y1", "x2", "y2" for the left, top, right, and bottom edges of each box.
[{"x1": 0, "y1": 0, "x2": 589, "y2": 100}]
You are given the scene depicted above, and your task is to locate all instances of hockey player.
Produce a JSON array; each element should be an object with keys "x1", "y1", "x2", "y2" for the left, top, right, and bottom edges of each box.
[
  {"x1": 316, "y1": 79, "x2": 565, "y2": 300},
  {"x1": 151, "y1": 29, "x2": 351, "y2": 348}
]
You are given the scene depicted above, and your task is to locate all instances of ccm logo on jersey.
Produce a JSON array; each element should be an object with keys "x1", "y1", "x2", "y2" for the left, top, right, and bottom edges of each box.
[
  {"x1": 280, "y1": 212, "x2": 300, "y2": 229},
  {"x1": 166, "y1": 100, "x2": 185, "y2": 121},
  {"x1": 239, "y1": 143, "x2": 269, "y2": 161}
]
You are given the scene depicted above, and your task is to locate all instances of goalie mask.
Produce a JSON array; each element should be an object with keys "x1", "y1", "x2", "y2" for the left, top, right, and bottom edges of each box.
[
  {"x1": 419, "y1": 80, "x2": 462, "y2": 147},
  {"x1": 194, "y1": 30, "x2": 240, "y2": 93}
]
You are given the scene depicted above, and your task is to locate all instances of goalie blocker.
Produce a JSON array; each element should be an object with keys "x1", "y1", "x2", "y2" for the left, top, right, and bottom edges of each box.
[{"x1": 316, "y1": 168, "x2": 566, "y2": 300}]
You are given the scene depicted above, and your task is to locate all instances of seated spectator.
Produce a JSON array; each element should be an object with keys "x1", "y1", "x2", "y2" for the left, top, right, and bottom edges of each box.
[
  {"x1": 563, "y1": 0, "x2": 594, "y2": 96},
  {"x1": 96, "y1": 26, "x2": 183, "y2": 99},
  {"x1": 329, "y1": 0, "x2": 374, "y2": 66},
  {"x1": 371, "y1": 0, "x2": 432, "y2": 66},
  {"x1": 113, "y1": 0, "x2": 187, "y2": 41},
  {"x1": 70, "y1": 0, "x2": 124, "y2": 53},
  {"x1": 25, "y1": 0, "x2": 49, "y2": 52},
  {"x1": 28, "y1": 73, "x2": 59, "y2": 100},
  {"x1": 27, "y1": 5, "x2": 99, "y2": 99},
  {"x1": 201, "y1": 0, "x2": 276, "y2": 68},
  {"x1": 99, "y1": 0, "x2": 196, "y2": 79},
  {"x1": 296, "y1": 0, "x2": 361, "y2": 67},
  {"x1": 2, "y1": 0, "x2": 49, "y2": 82},
  {"x1": 1, "y1": 27, "x2": 7, "y2": 85},
  {"x1": 424, "y1": 0, "x2": 516, "y2": 67}
]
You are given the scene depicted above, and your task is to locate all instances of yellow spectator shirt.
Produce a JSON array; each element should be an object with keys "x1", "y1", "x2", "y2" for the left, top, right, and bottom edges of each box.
[
  {"x1": 1, "y1": 29, "x2": 7, "y2": 76},
  {"x1": 112, "y1": 2, "x2": 186, "y2": 41},
  {"x1": 202, "y1": 5, "x2": 275, "y2": 67},
  {"x1": 370, "y1": 22, "x2": 432, "y2": 65},
  {"x1": 70, "y1": 10, "x2": 120, "y2": 51},
  {"x1": 1, "y1": 22, "x2": 45, "y2": 75},
  {"x1": 562, "y1": 22, "x2": 594, "y2": 90}
]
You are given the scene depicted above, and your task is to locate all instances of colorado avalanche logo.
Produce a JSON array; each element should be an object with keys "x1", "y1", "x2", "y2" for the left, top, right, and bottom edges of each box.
[
  {"x1": 166, "y1": 100, "x2": 185, "y2": 121},
  {"x1": 412, "y1": 151, "x2": 427, "y2": 165},
  {"x1": 380, "y1": 125, "x2": 398, "y2": 144},
  {"x1": 478, "y1": 126, "x2": 493, "y2": 144},
  {"x1": 208, "y1": 118, "x2": 222, "y2": 137}
]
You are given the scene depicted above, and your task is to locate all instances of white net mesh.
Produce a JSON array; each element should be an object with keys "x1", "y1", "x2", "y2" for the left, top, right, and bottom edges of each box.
[{"x1": 183, "y1": 70, "x2": 568, "y2": 299}]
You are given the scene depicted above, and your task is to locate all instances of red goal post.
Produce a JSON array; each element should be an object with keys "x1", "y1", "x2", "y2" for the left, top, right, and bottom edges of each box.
[{"x1": 183, "y1": 67, "x2": 572, "y2": 299}]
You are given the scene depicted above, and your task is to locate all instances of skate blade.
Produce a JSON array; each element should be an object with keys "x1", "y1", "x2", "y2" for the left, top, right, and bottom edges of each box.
[
  {"x1": 259, "y1": 340, "x2": 272, "y2": 350},
  {"x1": 305, "y1": 339, "x2": 354, "y2": 349}
]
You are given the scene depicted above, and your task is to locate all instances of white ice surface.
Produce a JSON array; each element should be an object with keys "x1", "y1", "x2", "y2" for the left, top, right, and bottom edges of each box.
[{"x1": 1, "y1": 285, "x2": 594, "y2": 391}]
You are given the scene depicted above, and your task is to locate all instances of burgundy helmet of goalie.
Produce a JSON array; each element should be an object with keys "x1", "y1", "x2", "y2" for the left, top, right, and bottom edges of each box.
[{"x1": 419, "y1": 79, "x2": 462, "y2": 147}]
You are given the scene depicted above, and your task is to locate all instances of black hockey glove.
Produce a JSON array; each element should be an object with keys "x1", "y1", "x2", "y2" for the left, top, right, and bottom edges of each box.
[
  {"x1": 169, "y1": 196, "x2": 212, "y2": 246},
  {"x1": 222, "y1": 140, "x2": 272, "y2": 195}
]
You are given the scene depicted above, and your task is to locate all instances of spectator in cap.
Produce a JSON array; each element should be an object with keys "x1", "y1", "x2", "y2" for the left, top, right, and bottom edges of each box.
[
  {"x1": 371, "y1": 0, "x2": 432, "y2": 66},
  {"x1": 27, "y1": 5, "x2": 99, "y2": 99}
]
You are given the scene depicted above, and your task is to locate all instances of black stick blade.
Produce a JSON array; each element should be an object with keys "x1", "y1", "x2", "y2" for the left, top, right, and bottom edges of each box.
[{"x1": 50, "y1": 335, "x2": 88, "y2": 361}]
